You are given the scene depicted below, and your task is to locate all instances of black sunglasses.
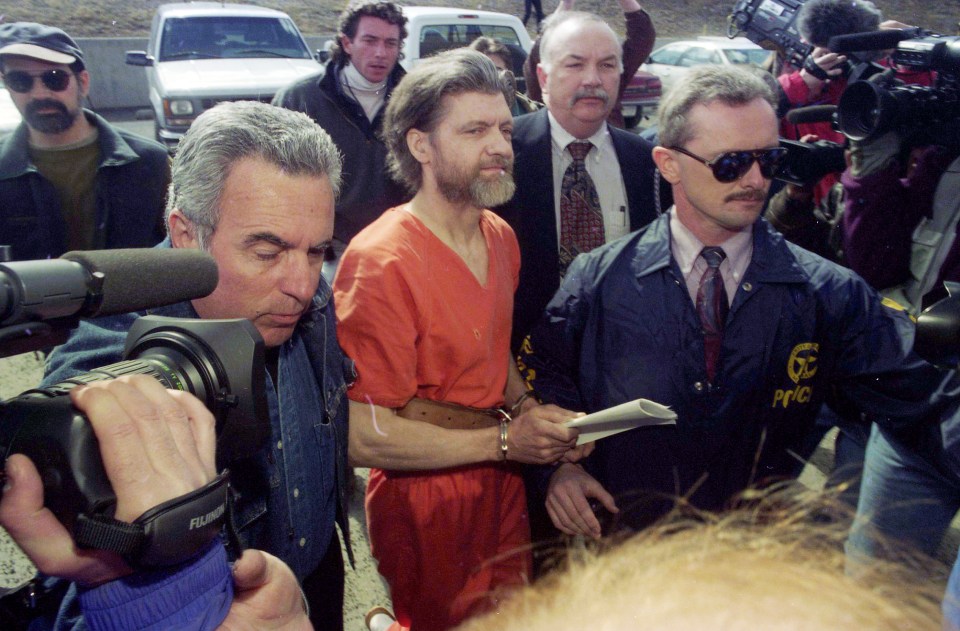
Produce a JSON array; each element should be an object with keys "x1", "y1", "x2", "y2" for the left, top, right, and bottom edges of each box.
[
  {"x1": 669, "y1": 145, "x2": 788, "y2": 183},
  {"x1": 3, "y1": 69, "x2": 73, "y2": 94}
]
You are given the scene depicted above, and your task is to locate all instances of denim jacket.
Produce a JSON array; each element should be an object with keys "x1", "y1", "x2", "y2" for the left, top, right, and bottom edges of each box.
[
  {"x1": 0, "y1": 110, "x2": 169, "y2": 261},
  {"x1": 41, "y1": 245, "x2": 352, "y2": 628},
  {"x1": 43, "y1": 282, "x2": 353, "y2": 568}
]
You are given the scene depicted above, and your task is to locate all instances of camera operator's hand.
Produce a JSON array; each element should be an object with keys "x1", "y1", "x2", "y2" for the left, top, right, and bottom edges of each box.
[
  {"x1": 880, "y1": 19, "x2": 913, "y2": 31},
  {"x1": 0, "y1": 376, "x2": 216, "y2": 586},
  {"x1": 801, "y1": 46, "x2": 848, "y2": 95},
  {"x1": 218, "y1": 550, "x2": 313, "y2": 631}
]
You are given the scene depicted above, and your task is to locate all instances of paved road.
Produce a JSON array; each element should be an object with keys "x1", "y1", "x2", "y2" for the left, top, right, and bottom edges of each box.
[{"x1": 102, "y1": 108, "x2": 156, "y2": 140}]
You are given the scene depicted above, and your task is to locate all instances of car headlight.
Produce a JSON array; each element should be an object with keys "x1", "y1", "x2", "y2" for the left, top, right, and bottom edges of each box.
[{"x1": 165, "y1": 99, "x2": 194, "y2": 116}]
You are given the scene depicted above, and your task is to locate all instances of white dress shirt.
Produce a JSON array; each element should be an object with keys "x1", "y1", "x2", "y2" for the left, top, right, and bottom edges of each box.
[
  {"x1": 669, "y1": 207, "x2": 753, "y2": 306},
  {"x1": 548, "y1": 112, "x2": 630, "y2": 244}
]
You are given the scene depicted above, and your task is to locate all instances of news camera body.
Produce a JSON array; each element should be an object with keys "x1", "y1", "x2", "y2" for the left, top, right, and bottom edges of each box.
[
  {"x1": 1, "y1": 315, "x2": 268, "y2": 566},
  {"x1": 729, "y1": 0, "x2": 811, "y2": 69},
  {"x1": 836, "y1": 33, "x2": 960, "y2": 149},
  {"x1": 0, "y1": 249, "x2": 270, "y2": 569}
]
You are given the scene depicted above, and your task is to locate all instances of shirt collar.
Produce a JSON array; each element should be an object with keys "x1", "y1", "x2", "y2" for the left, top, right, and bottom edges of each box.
[
  {"x1": 547, "y1": 111, "x2": 610, "y2": 157},
  {"x1": 669, "y1": 206, "x2": 753, "y2": 281}
]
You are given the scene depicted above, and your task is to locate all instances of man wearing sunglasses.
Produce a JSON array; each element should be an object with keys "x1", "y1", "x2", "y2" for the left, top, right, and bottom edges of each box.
[
  {"x1": 0, "y1": 22, "x2": 169, "y2": 261},
  {"x1": 518, "y1": 64, "x2": 954, "y2": 538}
]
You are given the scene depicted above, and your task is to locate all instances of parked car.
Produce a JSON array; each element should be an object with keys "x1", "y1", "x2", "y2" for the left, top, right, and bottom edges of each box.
[
  {"x1": 0, "y1": 79, "x2": 22, "y2": 136},
  {"x1": 126, "y1": 2, "x2": 321, "y2": 150},
  {"x1": 620, "y1": 69, "x2": 661, "y2": 129},
  {"x1": 399, "y1": 7, "x2": 533, "y2": 92},
  {"x1": 641, "y1": 37, "x2": 773, "y2": 95}
]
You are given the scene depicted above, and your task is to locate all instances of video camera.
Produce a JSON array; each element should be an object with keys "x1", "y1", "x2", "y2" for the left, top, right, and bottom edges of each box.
[
  {"x1": 0, "y1": 249, "x2": 269, "y2": 567},
  {"x1": 729, "y1": 0, "x2": 880, "y2": 79},
  {"x1": 834, "y1": 31, "x2": 960, "y2": 149},
  {"x1": 777, "y1": 137, "x2": 847, "y2": 186},
  {"x1": 728, "y1": 0, "x2": 811, "y2": 69}
]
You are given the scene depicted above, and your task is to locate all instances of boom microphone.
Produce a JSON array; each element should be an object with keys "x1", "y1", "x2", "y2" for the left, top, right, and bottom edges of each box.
[
  {"x1": 785, "y1": 104, "x2": 837, "y2": 125},
  {"x1": 0, "y1": 248, "x2": 219, "y2": 327},
  {"x1": 828, "y1": 29, "x2": 921, "y2": 54}
]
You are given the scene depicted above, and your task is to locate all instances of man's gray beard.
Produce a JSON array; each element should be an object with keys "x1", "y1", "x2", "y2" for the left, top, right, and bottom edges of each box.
[
  {"x1": 468, "y1": 173, "x2": 516, "y2": 208},
  {"x1": 436, "y1": 165, "x2": 516, "y2": 209}
]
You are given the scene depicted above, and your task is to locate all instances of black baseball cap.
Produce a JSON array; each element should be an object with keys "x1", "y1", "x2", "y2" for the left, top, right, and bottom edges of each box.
[{"x1": 0, "y1": 22, "x2": 85, "y2": 69}]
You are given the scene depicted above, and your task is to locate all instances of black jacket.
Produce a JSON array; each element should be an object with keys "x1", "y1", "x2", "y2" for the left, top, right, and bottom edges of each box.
[
  {"x1": 272, "y1": 60, "x2": 408, "y2": 243},
  {"x1": 0, "y1": 110, "x2": 169, "y2": 261},
  {"x1": 496, "y1": 108, "x2": 670, "y2": 350}
]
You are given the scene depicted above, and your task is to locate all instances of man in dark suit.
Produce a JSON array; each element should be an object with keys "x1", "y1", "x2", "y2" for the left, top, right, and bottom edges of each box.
[{"x1": 499, "y1": 11, "x2": 668, "y2": 351}]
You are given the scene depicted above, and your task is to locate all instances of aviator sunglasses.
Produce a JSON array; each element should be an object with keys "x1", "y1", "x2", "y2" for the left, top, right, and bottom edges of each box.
[
  {"x1": 3, "y1": 68, "x2": 73, "y2": 94},
  {"x1": 669, "y1": 146, "x2": 788, "y2": 183}
]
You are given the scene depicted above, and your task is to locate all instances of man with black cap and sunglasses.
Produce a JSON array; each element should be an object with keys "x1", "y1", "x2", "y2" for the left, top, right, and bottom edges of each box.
[
  {"x1": 517, "y1": 64, "x2": 955, "y2": 538},
  {"x1": 0, "y1": 22, "x2": 169, "y2": 262}
]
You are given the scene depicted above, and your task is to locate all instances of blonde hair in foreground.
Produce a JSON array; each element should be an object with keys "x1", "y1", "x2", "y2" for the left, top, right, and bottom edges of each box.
[{"x1": 456, "y1": 484, "x2": 945, "y2": 631}]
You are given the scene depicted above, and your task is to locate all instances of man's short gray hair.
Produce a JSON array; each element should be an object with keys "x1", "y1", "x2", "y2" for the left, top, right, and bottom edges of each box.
[
  {"x1": 165, "y1": 101, "x2": 342, "y2": 248},
  {"x1": 382, "y1": 48, "x2": 506, "y2": 194},
  {"x1": 538, "y1": 12, "x2": 622, "y2": 73},
  {"x1": 657, "y1": 65, "x2": 777, "y2": 149}
]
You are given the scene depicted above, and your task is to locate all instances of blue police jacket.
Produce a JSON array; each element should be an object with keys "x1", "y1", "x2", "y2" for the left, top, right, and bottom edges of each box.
[{"x1": 522, "y1": 213, "x2": 953, "y2": 528}]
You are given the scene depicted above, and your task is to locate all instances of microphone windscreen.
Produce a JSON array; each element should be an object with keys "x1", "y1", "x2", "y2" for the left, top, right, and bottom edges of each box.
[
  {"x1": 785, "y1": 105, "x2": 837, "y2": 125},
  {"x1": 61, "y1": 249, "x2": 219, "y2": 317},
  {"x1": 828, "y1": 30, "x2": 909, "y2": 54}
]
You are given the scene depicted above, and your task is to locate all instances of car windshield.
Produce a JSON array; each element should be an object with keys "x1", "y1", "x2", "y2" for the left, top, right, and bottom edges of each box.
[
  {"x1": 158, "y1": 16, "x2": 311, "y2": 61},
  {"x1": 649, "y1": 46, "x2": 685, "y2": 66},
  {"x1": 418, "y1": 24, "x2": 525, "y2": 59},
  {"x1": 723, "y1": 48, "x2": 773, "y2": 66}
]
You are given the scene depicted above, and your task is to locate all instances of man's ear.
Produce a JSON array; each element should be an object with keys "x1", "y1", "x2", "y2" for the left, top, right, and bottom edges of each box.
[
  {"x1": 406, "y1": 128, "x2": 430, "y2": 165},
  {"x1": 653, "y1": 146, "x2": 681, "y2": 184},
  {"x1": 77, "y1": 69, "x2": 91, "y2": 99},
  {"x1": 536, "y1": 63, "x2": 548, "y2": 97},
  {"x1": 339, "y1": 33, "x2": 353, "y2": 57},
  {"x1": 168, "y1": 210, "x2": 200, "y2": 249}
]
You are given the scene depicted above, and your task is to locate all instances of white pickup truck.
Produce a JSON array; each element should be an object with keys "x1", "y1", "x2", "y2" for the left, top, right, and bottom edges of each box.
[{"x1": 125, "y1": 2, "x2": 321, "y2": 150}]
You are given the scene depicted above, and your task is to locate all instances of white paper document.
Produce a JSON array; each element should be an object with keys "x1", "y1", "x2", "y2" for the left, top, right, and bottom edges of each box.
[{"x1": 565, "y1": 398, "x2": 677, "y2": 445}]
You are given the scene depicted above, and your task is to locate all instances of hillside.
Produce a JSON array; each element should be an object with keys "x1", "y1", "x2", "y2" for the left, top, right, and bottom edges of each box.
[{"x1": 2, "y1": 0, "x2": 957, "y2": 40}]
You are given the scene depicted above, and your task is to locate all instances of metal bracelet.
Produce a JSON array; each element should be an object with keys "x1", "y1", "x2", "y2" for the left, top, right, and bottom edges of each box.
[
  {"x1": 510, "y1": 389, "x2": 540, "y2": 417},
  {"x1": 499, "y1": 417, "x2": 509, "y2": 461}
]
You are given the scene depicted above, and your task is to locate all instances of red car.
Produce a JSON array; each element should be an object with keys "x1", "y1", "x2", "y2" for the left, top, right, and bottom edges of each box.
[{"x1": 620, "y1": 69, "x2": 661, "y2": 129}]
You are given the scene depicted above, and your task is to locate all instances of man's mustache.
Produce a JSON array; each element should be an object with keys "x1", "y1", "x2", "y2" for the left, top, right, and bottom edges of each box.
[
  {"x1": 571, "y1": 89, "x2": 610, "y2": 106},
  {"x1": 26, "y1": 99, "x2": 70, "y2": 118},
  {"x1": 725, "y1": 189, "x2": 767, "y2": 202},
  {"x1": 480, "y1": 157, "x2": 514, "y2": 173}
]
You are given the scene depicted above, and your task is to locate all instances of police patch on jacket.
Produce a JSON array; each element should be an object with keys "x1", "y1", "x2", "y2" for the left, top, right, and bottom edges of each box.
[{"x1": 772, "y1": 342, "x2": 819, "y2": 408}]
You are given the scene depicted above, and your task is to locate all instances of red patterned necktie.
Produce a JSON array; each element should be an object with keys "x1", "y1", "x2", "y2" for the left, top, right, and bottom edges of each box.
[
  {"x1": 696, "y1": 246, "x2": 728, "y2": 383},
  {"x1": 559, "y1": 141, "x2": 604, "y2": 277}
]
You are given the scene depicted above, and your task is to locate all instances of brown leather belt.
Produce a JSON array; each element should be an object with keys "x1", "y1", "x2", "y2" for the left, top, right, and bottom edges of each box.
[{"x1": 396, "y1": 397, "x2": 508, "y2": 430}]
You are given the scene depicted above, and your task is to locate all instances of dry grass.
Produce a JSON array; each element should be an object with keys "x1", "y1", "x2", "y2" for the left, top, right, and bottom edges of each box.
[{"x1": 2, "y1": 0, "x2": 956, "y2": 39}]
